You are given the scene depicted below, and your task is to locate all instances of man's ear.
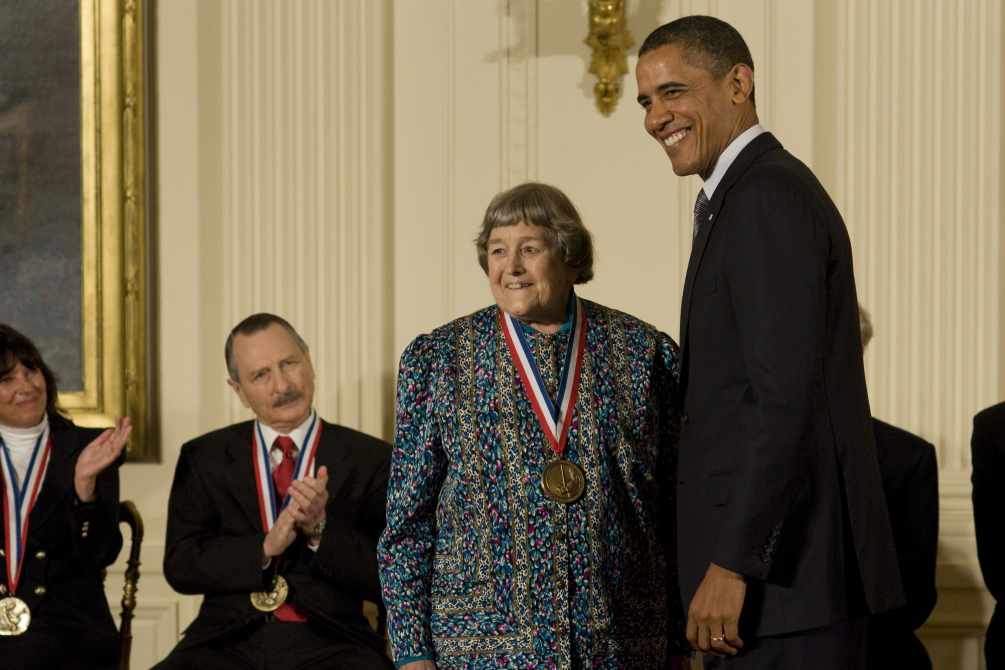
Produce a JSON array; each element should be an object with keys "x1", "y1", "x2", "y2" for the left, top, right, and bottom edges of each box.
[
  {"x1": 728, "y1": 63, "x2": 754, "y2": 104},
  {"x1": 227, "y1": 378, "x2": 252, "y2": 409}
]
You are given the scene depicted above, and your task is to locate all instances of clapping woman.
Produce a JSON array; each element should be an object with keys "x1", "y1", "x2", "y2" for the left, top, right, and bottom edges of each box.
[{"x1": 0, "y1": 325, "x2": 130, "y2": 670}]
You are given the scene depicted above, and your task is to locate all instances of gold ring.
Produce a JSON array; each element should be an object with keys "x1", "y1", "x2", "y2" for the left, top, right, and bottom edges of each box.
[{"x1": 711, "y1": 636, "x2": 724, "y2": 642}]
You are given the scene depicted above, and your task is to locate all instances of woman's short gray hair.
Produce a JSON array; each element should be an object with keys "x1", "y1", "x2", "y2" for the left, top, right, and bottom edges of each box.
[{"x1": 475, "y1": 182, "x2": 595, "y2": 284}]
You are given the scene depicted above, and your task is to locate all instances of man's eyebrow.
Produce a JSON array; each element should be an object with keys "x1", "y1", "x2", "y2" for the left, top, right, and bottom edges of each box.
[
  {"x1": 249, "y1": 364, "x2": 270, "y2": 378},
  {"x1": 637, "y1": 80, "x2": 687, "y2": 104}
]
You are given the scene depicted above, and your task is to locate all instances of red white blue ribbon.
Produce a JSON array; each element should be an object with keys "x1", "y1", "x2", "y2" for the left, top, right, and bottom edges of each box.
[
  {"x1": 500, "y1": 296, "x2": 587, "y2": 454},
  {"x1": 0, "y1": 423, "x2": 52, "y2": 594},
  {"x1": 251, "y1": 411, "x2": 322, "y2": 532}
]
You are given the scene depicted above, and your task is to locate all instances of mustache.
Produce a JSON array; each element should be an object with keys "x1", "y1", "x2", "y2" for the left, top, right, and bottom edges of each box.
[{"x1": 272, "y1": 390, "x2": 303, "y2": 407}]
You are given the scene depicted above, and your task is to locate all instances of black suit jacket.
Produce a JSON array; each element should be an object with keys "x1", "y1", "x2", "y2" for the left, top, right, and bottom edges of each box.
[
  {"x1": 972, "y1": 402, "x2": 1005, "y2": 668},
  {"x1": 0, "y1": 418, "x2": 123, "y2": 666},
  {"x1": 676, "y1": 132, "x2": 904, "y2": 637},
  {"x1": 868, "y1": 418, "x2": 938, "y2": 670},
  {"x1": 163, "y1": 418, "x2": 390, "y2": 655}
]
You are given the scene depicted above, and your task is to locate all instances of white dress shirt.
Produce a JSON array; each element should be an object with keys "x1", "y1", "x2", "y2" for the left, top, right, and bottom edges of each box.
[
  {"x1": 257, "y1": 409, "x2": 316, "y2": 472},
  {"x1": 703, "y1": 123, "x2": 766, "y2": 199}
]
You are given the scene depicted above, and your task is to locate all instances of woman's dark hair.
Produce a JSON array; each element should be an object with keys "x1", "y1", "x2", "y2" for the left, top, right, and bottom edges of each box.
[{"x1": 0, "y1": 324, "x2": 67, "y2": 423}]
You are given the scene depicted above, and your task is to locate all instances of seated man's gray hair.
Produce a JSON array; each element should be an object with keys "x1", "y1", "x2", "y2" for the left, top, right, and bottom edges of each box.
[{"x1": 224, "y1": 313, "x2": 307, "y2": 382}]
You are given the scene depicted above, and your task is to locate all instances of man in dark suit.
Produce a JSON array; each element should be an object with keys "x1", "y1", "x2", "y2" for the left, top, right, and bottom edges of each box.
[
  {"x1": 972, "y1": 402, "x2": 1005, "y2": 669},
  {"x1": 154, "y1": 314, "x2": 392, "y2": 669},
  {"x1": 635, "y1": 16, "x2": 904, "y2": 667},
  {"x1": 859, "y1": 306, "x2": 939, "y2": 669}
]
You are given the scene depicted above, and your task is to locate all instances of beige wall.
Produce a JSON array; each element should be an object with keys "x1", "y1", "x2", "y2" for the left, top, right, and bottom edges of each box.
[{"x1": 108, "y1": 1, "x2": 1001, "y2": 667}]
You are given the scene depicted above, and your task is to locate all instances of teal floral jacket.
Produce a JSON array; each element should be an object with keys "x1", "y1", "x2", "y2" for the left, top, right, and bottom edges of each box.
[{"x1": 378, "y1": 300, "x2": 689, "y2": 669}]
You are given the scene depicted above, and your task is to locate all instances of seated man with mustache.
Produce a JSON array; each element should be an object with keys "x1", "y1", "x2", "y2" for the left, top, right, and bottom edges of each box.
[{"x1": 154, "y1": 314, "x2": 392, "y2": 670}]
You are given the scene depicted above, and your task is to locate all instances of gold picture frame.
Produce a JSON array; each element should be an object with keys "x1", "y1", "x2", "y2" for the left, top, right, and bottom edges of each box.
[{"x1": 59, "y1": 0, "x2": 155, "y2": 460}]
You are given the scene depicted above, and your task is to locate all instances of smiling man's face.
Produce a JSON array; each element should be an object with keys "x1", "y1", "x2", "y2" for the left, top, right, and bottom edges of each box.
[
  {"x1": 227, "y1": 323, "x2": 315, "y2": 433},
  {"x1": 635, "y1": 43, "x2": 746, "y2": 180}
]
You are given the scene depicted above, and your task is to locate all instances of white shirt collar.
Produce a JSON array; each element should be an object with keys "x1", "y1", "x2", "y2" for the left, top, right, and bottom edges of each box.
[
  {"x1": 256, "y1": 408, "x2": 317, "y2": 457},
  {"x1": 702, "y1": 123, "x2": 766, "y2": 199}
]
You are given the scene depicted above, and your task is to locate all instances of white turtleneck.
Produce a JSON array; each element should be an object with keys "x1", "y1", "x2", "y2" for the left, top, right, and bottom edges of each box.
[{"x1": 0, "y1": 413, "x2": 49, "y2": 487}]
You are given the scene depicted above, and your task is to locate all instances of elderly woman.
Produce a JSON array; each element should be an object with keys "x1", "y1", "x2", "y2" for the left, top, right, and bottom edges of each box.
[
  {"x1": 378, "y1": 183, "x2": 690, "y2": 669},
  {"x1": 0, "y1": 325, "x2": 130, "y2": 669}
]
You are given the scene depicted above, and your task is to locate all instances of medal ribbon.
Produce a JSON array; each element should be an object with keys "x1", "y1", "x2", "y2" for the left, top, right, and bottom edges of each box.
[
  {"x1": 0, "y1": 424, "x2": 52, "y2": 594},
  {"x1": 500, "y1": 296, "x2": 587, "y2": 454},
  {"x1": 251, "y1": 411, "x2": 322, "y2": 533}
]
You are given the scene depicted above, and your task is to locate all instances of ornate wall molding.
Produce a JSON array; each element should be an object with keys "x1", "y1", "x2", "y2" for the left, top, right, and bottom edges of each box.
[
  {"x1": 827, "y1": 0, "x2": 1002, "y2": 472},
  {"x1": 822, "y1": 2, "x2": 1002, "y2": 663},
  {"x1": 503, "y1": 0, "x2": 539, "y2": 187},
  {"x1": 219, "y1": 0, "x2": 392, "y2": 437}
]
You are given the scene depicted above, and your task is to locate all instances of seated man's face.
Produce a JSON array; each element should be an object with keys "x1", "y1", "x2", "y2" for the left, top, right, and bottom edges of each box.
[{"x1": 227, "y1": 324, "x2": 315, "y2": 432}]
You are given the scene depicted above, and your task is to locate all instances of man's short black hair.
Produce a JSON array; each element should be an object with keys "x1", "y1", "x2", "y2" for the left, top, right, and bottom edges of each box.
[
  {"x1": 224, "y1": 313, "x2": 307, "y2": 382},
  {"x1": 0, "y1": 324, "x2": 68, "y2": 424},
  {"x1": 638, "y1": 15, "x2": 755, "y2": 106}
]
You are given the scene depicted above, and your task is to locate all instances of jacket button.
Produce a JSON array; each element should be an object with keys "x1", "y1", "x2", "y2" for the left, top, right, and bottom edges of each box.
[
  {"x1": 0, "y1": 584, "x2": 6, "y2": 595},
  {"x1": 763, "y1": 545, "x2": 774, "y2": 553},
  {"x1": 34, "y1": 586, "x2": 46, "y2": 595},
  {"x1": 682, "y1": 413, "x2": 689, "y2": 424},
  {"x1": 0, "y1": 549, "x2": 4, "y2": 557},
  {"x1": 760, "y1": 553, "x2": 771, "y2": 562},
  {"x1": 35, "y1": 551, "x2": 46, "y2": 560}
]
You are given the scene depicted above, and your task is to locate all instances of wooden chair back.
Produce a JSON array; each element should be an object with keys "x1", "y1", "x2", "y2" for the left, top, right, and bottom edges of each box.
[{"x1": 118, "y1": 501, "x2": 144, "y2": 670}]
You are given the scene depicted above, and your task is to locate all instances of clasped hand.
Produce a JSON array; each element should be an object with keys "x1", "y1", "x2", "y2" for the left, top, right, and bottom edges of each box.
[
  {"x1": 262, "y1": 465, "x2": 329, "y2": 560},
  {"x1": 687, "y1": 562, "x2": 747, "y2": 658}
]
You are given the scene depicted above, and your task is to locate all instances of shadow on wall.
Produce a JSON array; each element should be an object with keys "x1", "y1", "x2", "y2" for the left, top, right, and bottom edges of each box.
[{"x1": 484, "y1": 0, "x2": 667, "y2": 102}]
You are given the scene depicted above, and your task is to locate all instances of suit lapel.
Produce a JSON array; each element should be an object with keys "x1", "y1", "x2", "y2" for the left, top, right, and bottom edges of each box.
[
  {"x1": 26, "y1": 424, "x2": 79, "y2": 531},
  {"x1": 678, "y1": 132, "x2": 783, "y2": 397},
  {"x1": 314, "y1": 420, "x2": 352, "y2": 495},
  {"x1": 222, "y1": 423, "x2": 266, "y2": 532}
]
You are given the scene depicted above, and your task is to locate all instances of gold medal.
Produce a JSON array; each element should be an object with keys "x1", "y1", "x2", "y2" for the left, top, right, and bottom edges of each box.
[
  {"x1": 542, "y1": 459, "x2": 586, "y2": 504},
  {"x1": 250, "y1": 574, "x2": 289, "y2": 612},
  {"x1": 0, "y1": 596, "x2": 30, "y2": 635}
]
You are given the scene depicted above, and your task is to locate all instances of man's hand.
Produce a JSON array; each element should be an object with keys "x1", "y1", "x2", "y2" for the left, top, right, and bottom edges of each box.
[
  {"x1": 686, "y1": 562, "x2": 747, "y2": 658},
  {"x1": 262, "y1": 506, "x2": 298, "y2": 562},
  {"x1": 399, "y1": 662, "x2": 436, "y2": 670},
  {"x1": 668, "y1": 654, "x2": 695, "y2": 670},
  {"x1": 74, "y1": 415, "x2": 132, "y2": 503},
  {"x1": 286, "y1": 465, "x2": 329, "y2": 542}
]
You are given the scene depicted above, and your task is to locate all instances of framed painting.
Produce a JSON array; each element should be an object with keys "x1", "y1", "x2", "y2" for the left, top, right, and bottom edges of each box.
[{"x1": 0, "y1": 0, "x2": 155, "y2": 460}]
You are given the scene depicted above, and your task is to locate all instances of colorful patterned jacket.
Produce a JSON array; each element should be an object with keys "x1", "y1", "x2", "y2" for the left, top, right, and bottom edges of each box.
[{"x1": 379, "y1": 300, "x2": 689, "y2": 669}]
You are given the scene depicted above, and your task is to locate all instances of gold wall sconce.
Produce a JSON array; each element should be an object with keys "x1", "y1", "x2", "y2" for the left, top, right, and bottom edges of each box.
[{"x1": 584, "y1": 0, "x2": 634, "y2": 116}]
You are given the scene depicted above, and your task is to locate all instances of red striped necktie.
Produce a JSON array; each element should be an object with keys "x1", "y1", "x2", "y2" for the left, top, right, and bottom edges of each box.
[{"x1": 270, "y1": 436, "x2": 309, "y2": 623}]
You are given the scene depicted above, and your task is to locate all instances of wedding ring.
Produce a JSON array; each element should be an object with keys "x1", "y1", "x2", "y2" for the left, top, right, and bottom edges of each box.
[{"x1": 711, "y1": 636, "x2": 725, "y2": 642}]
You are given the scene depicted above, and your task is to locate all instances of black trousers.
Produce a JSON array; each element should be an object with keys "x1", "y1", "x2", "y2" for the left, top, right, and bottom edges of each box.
[
  {"x1": 152, "y1": 620, "x2": 393, "y2": 670},
  {"x1": 1, "y1": 616, "x2": 119, "y2": 670},
  {"x1": 703, "y1": 616, "x2": 868, "y2": 670}
]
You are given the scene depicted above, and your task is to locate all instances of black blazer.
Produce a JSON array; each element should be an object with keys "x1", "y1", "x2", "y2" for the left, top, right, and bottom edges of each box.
[
  {"x1": 868, "y1": 418, "x2": 938, "y2": 670},
  {"x1": 163, "y1": 418, "x2": 391, "y2": 655},
  {"x1": 676, "y1": 132, "x2": 904, "y2": 637},
  {"x1": 0, "y1": 418, "x2": 123, "y2": 668},
  {"x1": 972, "y1": 402, "x2": 1005, "y2": 668}
]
